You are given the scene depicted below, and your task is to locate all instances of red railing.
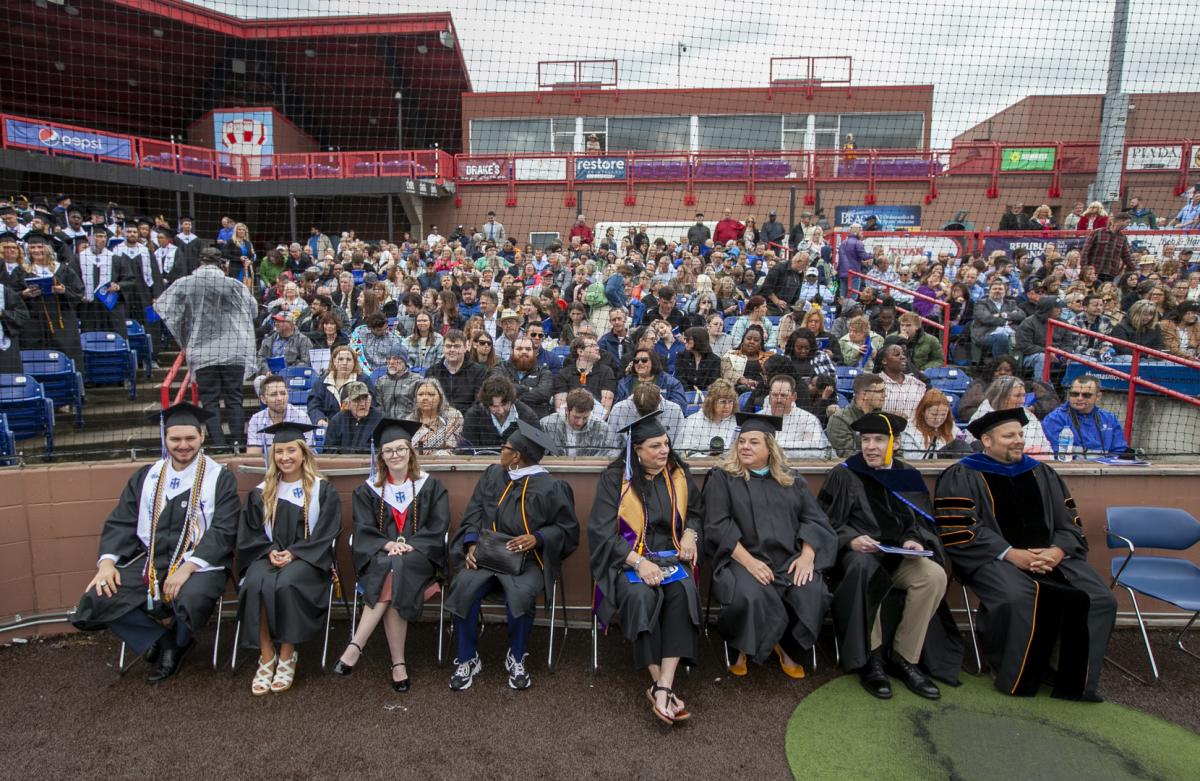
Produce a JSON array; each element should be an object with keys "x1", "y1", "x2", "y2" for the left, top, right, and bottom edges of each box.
[
  {"x1": 847, "y1": 269, "x2": 951, "y2": 360},
  {"x1": 1042, "y1": 319, "x2": 1200, "y2": 443},
  {"x1": 1, "y1": 112, "x2": 452, "y2": 184},
  {"x1": 160, "y1": 352, "x2": 199, "y2": 409}
]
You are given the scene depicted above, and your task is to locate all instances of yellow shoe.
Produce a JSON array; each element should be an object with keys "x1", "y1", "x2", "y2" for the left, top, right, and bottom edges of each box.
[
  {"x1": 775, "y1": 645, "x2": 806, "y2": 680},
  {"x1": 728, "y1": 652, "x2": 748, "y2": 677}
]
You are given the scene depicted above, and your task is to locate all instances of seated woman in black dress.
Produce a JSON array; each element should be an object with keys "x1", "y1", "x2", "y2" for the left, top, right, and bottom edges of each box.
[
  {"x1": 333, "y1": 419, "x2": 450, "y2": 692},
  {"x1": 589, "y1": 411, "x2": 703, "y2": 726},
  {"x1": 703, "y1": 412, "x2": 836, "y2": 678},
  {"x1": 237, "y1": 421, "x2": 342, "y2": 695}
]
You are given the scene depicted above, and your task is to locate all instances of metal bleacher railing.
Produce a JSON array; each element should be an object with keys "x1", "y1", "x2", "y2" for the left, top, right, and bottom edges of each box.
[
  {"x1": 1043, "y1": 319, "x2": 1200, "y2": 445},
  {"x1": 845, "y1": 269, "x2": 951, "y2": 361}
]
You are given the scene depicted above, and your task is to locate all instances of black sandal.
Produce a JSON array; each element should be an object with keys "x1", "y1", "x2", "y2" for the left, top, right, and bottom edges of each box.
[
  {"x1": 391, "y1": 661, "x2": 411, "y2": 693},
  {"x1": 645, "y1": 684, "x2": 674, "y2": 725},
  {"x1": 333, "y1": 641, "x2": 362, "y2": 676},
  {"x1": 668, "y1": 690, "x2": 691, "y2": 721}
]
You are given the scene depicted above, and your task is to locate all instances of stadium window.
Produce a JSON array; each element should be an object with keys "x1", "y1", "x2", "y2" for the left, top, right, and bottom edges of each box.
[
  {"x1": 836, "y1": 113, "x2": 925, "y2": 150},
  {"x1": 551, "y1": 117, "x2": 578, "y2": 153},
  {"x1": 697, "y1": 115, "x2": 782, "y2": 151},
  {"x1": 582, "y1": 118, "x2": 607, "y2": 153},
  {"x1": 469, "y1": 118, "x2": 553, "y2": 153},
  {"x1": 606, "y1": 116, "x2": 690, "y2": 152}
]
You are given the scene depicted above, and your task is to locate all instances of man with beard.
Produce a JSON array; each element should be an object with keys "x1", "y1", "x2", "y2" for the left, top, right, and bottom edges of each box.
[{"x1": 494, "y1": 335, "x2": 555, "y2": 419}]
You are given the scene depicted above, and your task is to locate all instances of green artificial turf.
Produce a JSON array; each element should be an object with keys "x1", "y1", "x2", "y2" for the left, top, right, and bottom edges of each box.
[{"x1": 785, "y1": 673, "x2": 1200, "y2": 780}]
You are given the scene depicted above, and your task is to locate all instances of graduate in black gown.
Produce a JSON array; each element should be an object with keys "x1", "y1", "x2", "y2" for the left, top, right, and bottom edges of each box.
[
  {"x1": 818, "y1": 412, "x2": 961, "y2": 701},
  {"x1": 935, "y1": 408, "x2": 1116, "y2": 700},
  {"x1": 333, "y1": 419, "x2": 450, "y2": 692},
  {"x1": 236, "y1": 421, "x2": 342, "y2": 695},
  {"x1": 703, "y1": 412, "x2": 835, "y2": 679},
  {"x1": 445, "y1": 421, "x2": 579, "y2": 692},
  {"x1": 18, "y1": 234, "x2": 84, "y2": 367},
  {"x1": 589, "y1": 411, "x2": 703, "y2": 726},
  {"x1": 112, "y1": 224, "x2": 154, "y2": 326},
  {"x1": 0, "y1": 229, "x2": 27, "y2": 291},
  {"x1": 77, "y1": 228, "x2": 127, "y2": 335},
  {"x1": 72, "y1": 403, "x2": 240, "y2": 683},
  {"x1": 0, "y1": 240, "x2": 29, "y2": 374}
]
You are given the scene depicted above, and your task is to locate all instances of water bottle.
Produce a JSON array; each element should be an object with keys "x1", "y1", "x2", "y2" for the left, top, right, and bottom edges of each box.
[{"x1": 1056, "y1": 428, "x2": 1074, "y2": 462}]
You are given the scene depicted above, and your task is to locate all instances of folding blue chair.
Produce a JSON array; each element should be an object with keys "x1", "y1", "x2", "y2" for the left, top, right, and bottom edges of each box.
[
  {"x1": 21, "y1": 350, "x2": 84, "y2": 427},
  {"x1": 0, "y1": 374, "x2": 55, "y2": 456},
  {"x1": 925, "y1": 366, "x2": 971, "y2": 395},
  {"x1": 81, "y1": 332, "x2": 137, "y2": 400},
  {"x1": 1106, "y1": 506, "x2": 1200, "y2": 682},
  {"x1": 124, "y1": 320, "x2": 154, "y2": 380},
  {"x1": 835, "y1": 366, "x2": 861, "y2": 395}
]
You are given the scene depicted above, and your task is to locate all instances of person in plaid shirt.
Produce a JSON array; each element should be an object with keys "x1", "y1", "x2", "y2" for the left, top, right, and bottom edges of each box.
[{"x1": 1080, "y1": 212, "x2": 1134, "y2": 282}]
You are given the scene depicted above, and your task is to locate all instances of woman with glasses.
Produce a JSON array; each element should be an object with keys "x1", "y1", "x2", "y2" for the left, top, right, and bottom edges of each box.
[
  {"x1": 616, "y1": 347, "x2": 688, "y2": 410},
  {"x1": 333, "y1": 419, "x2": 449, "y2": 692},
  {"x1": 469, "y1": 331, "x2": 498, "y2": 370},
  {"x1": 406, "y1": 378, "x2": 463, "y2": 455},
  {"x1": 677, "y1": 378, "x2": 740, "y2": 456}
]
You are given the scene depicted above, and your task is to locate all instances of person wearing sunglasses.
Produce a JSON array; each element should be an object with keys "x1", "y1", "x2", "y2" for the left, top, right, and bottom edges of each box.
[{"x1": 1040, "y1": 375, "x2": 1129, "y2": 457}]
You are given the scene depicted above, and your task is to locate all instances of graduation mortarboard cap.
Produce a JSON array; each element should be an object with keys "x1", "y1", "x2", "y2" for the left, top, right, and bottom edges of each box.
[
  {"x1": 262, "y1": 420, "x2": 317, "y2": 445},
  {"x1": 155, "y1": 225, "x2": 176, "y2": 240},
  {"x1": 618, "y1": 410, "x2": 669, "y2": 445},
  {"x1": 507, "y1": 420, "x2": 554, "y2": 463},
  {"x1": 0, "y1": 231, "x2": 19, "y2": 244},
  {"x1": 135, "y1": 215, "x2": 153, "y2": 226},
  {"x1": 24, "y1": 233, "x2": 55, "y2": 247},
  {"x1": 32, "y1": 209, "x2": 55, "y2": 223},
  {"x1": 87, "y1": 225, "x2": 113, "y2": 238},
  {"x1": 0, "y1": 205, "x2": 16, "y2": 217},
  {"x1": 735, "y1": 412, "x2": 784, "y2": 437},
  {"x1": 152, "y1": 401, "x2": 215, "y2": 431},
  {"x1": 850, "y1": 411, "x2": 908, "y2": 437},
  {"x1": 967, "y1": 407, "x2": 1028, "y2": 440},
  {"x1": 371, "y1": 417, "x2": 422, "y2": 448}
]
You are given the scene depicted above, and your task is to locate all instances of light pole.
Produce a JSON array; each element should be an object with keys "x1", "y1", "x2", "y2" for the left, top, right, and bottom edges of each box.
[
  {"x1": 394, "y1": 91, "x2": 404, "y2": 149},
  {"x1": 1091, "y1": 0, "x2": 1130, "y2": 208},
  {"x1": 676, "y1": 43, "x2": 688, "y2": 88}
]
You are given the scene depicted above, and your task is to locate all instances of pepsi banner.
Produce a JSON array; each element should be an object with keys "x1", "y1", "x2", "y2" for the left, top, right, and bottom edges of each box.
[
  {"x1": 574, "y1": 156, "x2": 627, "y2": 181},
  {"x1": 4, "y1": 117, "x2": 133, "y2": 162}
]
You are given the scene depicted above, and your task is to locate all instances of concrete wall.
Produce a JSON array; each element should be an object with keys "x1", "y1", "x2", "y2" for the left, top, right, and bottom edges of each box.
[{"x1": 4, "y1": 457, "x2": 1199, "y2": 641}]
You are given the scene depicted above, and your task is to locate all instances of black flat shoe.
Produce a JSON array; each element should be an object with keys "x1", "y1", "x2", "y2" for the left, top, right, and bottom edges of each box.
[
  {"x1": 391, "y1": 661, "x2": 410, "y2": 693},
  {"x1": 146, "y1": 640, "x2": 193, "y2": 684},
  {"x1": 333, "y1": 642, "x2": 362, "y2": 676},
  {"x1": 859, "y1": 652, "x2": 893, "y2": 700},
  {"x1": 886, "y1": 654, "x2": 941, "y2": 700}
]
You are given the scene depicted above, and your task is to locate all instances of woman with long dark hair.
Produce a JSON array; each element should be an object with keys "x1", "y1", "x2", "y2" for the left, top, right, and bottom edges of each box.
[
  {"x1": 674, "y1": 326, "x2": 722, "y2": 392},
  {"x1": 589, "y1": 412, "x2": 703, "y2": 725}
]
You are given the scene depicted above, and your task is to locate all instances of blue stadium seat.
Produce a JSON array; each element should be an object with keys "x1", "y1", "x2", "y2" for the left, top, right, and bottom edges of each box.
[
  {"x1": 685, "y1": 390, "x2": 705, "y2": 406},
  {"x1": 81, "y1": 332, "x2": 137, "y2": 400},
  {"x1": 283, "y1": 366, "x2": 317, "y2": 407},
  {"x1": 766, "y1": 315, "x2": 781, "y2": 326},
  {"x1": 0, "y1": 374, "x2": 55, "y2": 456},
  {"x1": 925, "y1": 366, "x2": 971, "y2": 395},
  {"x1": 125, "y1": 319, "x2": 154, "y2": 379},
  {"x1": 835, "y1": 366, "x2": 861, "y2": 394},
  {"x1": 368, "y1": 366, "x2": 389, "y2": 387},
  {"x1": 21, "y1": 350, "x2": 84, "y2": 427},
  {"x1": 551, "y1": 345, "x2": 572, "y2": 365},
  {"x1": 723, "y1": 316, "x2": 738, "y2": 334},
  {"x1": 737, "y1": 391, "x2": 752, "y2": 410},
  {"x1": 0, "y1": 412, "x2": 14, "y2": 465},
  {"x1": 816, "y1": 337, "x2": 830, "y2": 351}
]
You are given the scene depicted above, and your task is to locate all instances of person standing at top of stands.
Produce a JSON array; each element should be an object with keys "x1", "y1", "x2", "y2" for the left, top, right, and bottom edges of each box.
[
  {"x1": 999, "y1": 203, "x2": 1030, "y2": 231},
  {"x1": 154, "y1": 247, "x2": 258, "y2": 450},
  {"x1": 1081, "y1": 212, "x2": 1134, "y2": 283},
  {"x1": 480, "y1": 212, "x2": 505, "y2": 246},
  {"x1": 714, "y1": 209, "x2": 745, "y2": 246},
  {"x1": 760, "y1": 210, "x2": 786, "y2": 250},
  {"x1": 112, "y1": 224, "x2": 154, "y2": 325},
  {"x1": 216, "y1": 216, "x2": 235, "y2": 245},
  {"x1": 838, "y1": 223, "x2": 872, "y2": 294},
  {"x1": 760, "y1": 251, "x2": 807, "y2": 316},
  {"x1": 151, "y1": 226, "x2": 185, "y2": 295},
  {"x1": 568, "y1": 214, "x2": 594, "y2": 246},
  {"x1": 686, "y1": 213, "x2": 710, "y2": 251},
  {"x1": 173, "y1": 216, "x2": 202, "y2": 276},
  {"x1": 77, "y1": 227, "x2": 125, "y2": 334},
  {"x1": 308, "y1": 224, "x2": 333, "y2": 259}
]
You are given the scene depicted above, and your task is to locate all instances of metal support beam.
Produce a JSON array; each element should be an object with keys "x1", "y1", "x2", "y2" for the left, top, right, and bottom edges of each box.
[
  {"x1": 1091, "y1": 0, "x2": 1131, "y2": 206},
  {"x1": 288, "y1": 194, "x2": 298, "y2": 244},
  {"x1": 397, "y1": 192, "x2": 423, "y2": 240},
  {"x1": 386, "y1": 195, "x2": 395, "y2": 243}
]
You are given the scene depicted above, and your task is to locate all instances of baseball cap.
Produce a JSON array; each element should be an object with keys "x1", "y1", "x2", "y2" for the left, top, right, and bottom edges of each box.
[{"x1": 341, "y1": 381, "x2": 371, "y2": 401}]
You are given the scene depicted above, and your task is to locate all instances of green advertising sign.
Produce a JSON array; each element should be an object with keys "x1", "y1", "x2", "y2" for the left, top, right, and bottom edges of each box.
[{"x1": 1000, "y1": 146, "x2": 1056, "y2": 172}]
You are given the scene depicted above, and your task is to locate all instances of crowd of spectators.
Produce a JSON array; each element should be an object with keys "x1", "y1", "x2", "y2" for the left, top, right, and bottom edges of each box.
[{"x1": 2, "y1": 191, "x2": 1197, "y2": 459}]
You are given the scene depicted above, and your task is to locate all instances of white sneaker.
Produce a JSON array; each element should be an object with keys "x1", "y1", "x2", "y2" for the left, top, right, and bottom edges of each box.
[{"x1": 449, "y1": 655, "x2": 482, "y2": 691}]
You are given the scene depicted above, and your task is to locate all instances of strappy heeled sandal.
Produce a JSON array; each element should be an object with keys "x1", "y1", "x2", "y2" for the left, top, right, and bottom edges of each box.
[
  {"x1": 271, "y1": 652, "x2": 298, "y2": 693},
  {"x1": 251, "y1": 654, "x2": 277, "y2": 696},
  {"x1": 645, "y1": 683, "x2": 675, "y2": 725},
  {"x1": 333, "y1": 641, "x2": 362, "y2": 676}
]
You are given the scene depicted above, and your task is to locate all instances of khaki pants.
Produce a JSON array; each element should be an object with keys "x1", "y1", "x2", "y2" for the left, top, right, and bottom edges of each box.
[
  {"x1": 870, "y1": 556, "x2": 947, "y2": 664},
  {"x1": 590, "y1": 305, "x2": 612, "y2": 336}
]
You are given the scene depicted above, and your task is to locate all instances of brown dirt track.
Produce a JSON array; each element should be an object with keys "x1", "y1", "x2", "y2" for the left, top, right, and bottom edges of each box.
[{"x1": 1, "y1": 623, "x2": 1196, "y2": 780}]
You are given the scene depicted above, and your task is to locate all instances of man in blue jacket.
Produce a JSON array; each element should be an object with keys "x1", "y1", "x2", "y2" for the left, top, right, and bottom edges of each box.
[{"x1": 1042, "y1": 375, "x2": 1128, "y2": 456}]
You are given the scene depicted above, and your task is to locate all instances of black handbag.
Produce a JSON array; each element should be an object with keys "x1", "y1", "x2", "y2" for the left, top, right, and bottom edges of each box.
[{"x1": 474, "y1": 529, "x2": 527, "y2": 576}]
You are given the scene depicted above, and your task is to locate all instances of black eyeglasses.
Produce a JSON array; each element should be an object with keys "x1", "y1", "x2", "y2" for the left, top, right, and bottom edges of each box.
[
  {"x1": 529, "y1": 332, "x2": 545, "y2": 338},
  {"x1": 634, "y1": 357, "x2": 651, "y2": 364},
  {"x1": 475, "y1": 340, "x2": 492, "y2": 346},
  {"x1": 1069, "y1": 391, "x2": 1095, "y2": 399}
]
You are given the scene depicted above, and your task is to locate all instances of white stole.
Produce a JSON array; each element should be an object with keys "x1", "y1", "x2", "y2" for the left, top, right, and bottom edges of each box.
[
  {"x1": 135, "y1": 455, "x2": 223, "y2": 573},
  {"x1": 256, "y1": 477, "x2": 323, "y2": 541},
  {"x1": 367, "y1": 472, "x2": 429, "y2": 516}
]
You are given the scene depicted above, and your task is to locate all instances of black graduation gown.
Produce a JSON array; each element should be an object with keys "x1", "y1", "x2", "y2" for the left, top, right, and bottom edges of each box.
[
  {"x1": 112, "y1": 246, "x2": 153, "y2": 325},
  {"x1": 72, "y1": 461, "x2": 240, "y2": 645},
  {"x1": 702, "y1": 468, "x2": 836, "y2": 664},
  {"x1": 588, "y1": 465, "x2": 704, "y2": 666},
  {"x1": 174, "y1": 236, "x2": 202, "y2": 277},
  {"x1": 934, "y1": 456, "x2": 1116, "y2": 698},
  {"x1": 446, "y1": 465, "x2": 579, "y2": 619},
  {"x1": 78, "y1": 253, "x2": 128, "y2": 335},
  {"x1": 21, "y1": 265, "x2": 84, "y2": 367},
  {"x1": 237, "y1": 480, "x2": 342, "y2": 647},
  {"x1": 351, "y1": 476, "x2": 449, "y2": 621},
  {"x1": 151, "y1": 245, "x2": 187, "y2": 296},
  {"x1": 1, "y1": 262, "x2": 26, "y2": 292},
  {"x1": 818, "y1": 457, "x2": 963, "y2": 681},
  {"x1": 0, "y1": 285, "x2": 29, "y2": 373}
]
